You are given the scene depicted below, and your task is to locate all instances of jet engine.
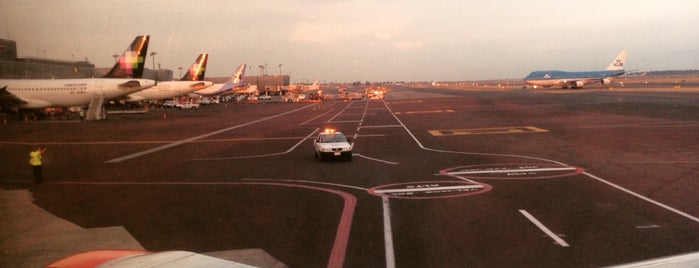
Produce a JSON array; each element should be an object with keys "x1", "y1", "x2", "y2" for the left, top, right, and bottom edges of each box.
[
  {"x1": 574, "y1": 80, "x2": 585, "y2": 88},
  {"x1": 600, "y1": 78, "x2": 612, "y2": 85}
]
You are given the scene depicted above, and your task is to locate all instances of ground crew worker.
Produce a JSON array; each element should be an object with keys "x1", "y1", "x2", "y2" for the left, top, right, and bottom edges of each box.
[{"x1": 29, "y1": 147, "x2": 46, "y2": 183}]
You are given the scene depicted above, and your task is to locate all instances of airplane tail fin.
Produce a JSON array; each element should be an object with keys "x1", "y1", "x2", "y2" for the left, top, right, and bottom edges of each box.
[
  {"x1": 103, "y1": 35, "x2": 150, "y2": 78},
  {"x1": 231, "y1": 64, "x2": 246, "y2": 84},
  {"x1": 606, "y1": 50, "x2": 627, "y2": 70},
  {"x1": 181, "y1": 53, "x2": 208, "y2": 81}
]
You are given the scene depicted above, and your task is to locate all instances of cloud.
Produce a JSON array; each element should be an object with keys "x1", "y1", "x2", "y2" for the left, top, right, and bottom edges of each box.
[{"x1": 288, "y1": 11, "x2": 419, "y2": 51}]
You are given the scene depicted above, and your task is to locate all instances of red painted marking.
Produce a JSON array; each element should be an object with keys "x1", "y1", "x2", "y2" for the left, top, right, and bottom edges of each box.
[{"x1": 235, "y1": 182, "x2": 356, "y2": 268}]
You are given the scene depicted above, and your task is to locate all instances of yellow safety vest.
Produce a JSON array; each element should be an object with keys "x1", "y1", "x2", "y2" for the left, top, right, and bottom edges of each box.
[{"x1": 29, "y1": 150, "x2": 42, "y2": 166}]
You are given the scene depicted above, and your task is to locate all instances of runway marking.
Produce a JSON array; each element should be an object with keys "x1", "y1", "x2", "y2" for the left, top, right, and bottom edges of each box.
[
  {"x1": 584, "y1": 172, "x2": 699, "y2": 224},
  {"x1": 327, "y1": 101, "x2": 355, "y2": 122},
  {"x1": 519, "y1": 210, "x2": 570, "y2": 247},
  {"x1": 50, "y1": 180, "x2": 356, "y2": 268},
  {"x1": 383, "y1": 99, "x2": 569, "y2": 165},
  {"x1": 329, "y1": 120, "x2": 363, "y2": 123},
  {"x1": 104, "y1": 103, "x2": 318, "y2": 163},
  {"x1": 373, "y1": 185, "x2": 484, "y2": 194},
  {"x1": 428, "y1": 126, "x2": 548, "y2": 136},
  {"x1": 448, "y1": 166, "x2": 577, "y2": 175},
  {"x1": 440, "y1": 164, "x2": 583, "y2": 180},
  {"x1": 382, "y1": 196, "x2": 396, "y2": 268},
  {"x1": 353, "y1": 153, "x2": 398, "y2": 165},
  {"x1": 299, "y1": 110, "x2": 334, "y2": 126},
  {"x1": 357, "y1": 125, "x2": 403, "y2": 129},
  {"x1": 606, "y1": 251, "x2": 699, "y2": 268},
  {"x1": 394, "y1": 109, "x2": 454, "y2": 115},
  {"x1": 191, "y1": 129, "x2": 318, "y2": 161},
  {"x1": 243, "y1": 178, "x2": 368, "y2": 191},
  {"x1": 369, "y1": 181, "x2": 491, "y2": 199}
]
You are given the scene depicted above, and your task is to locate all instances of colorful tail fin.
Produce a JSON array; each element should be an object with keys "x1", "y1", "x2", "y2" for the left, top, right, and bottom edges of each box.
[
  {"x1": 181, "y1": 53, "x2": 208, "y2": 81},
  {"x1": 231, "y1": 64, "x2": 246, "y2": 84},
  {"x1": 103, "y1": 35, "x2": 150, "y2": 78},
  {"x1": 606, "y1": 50, "x2": 627, "y2": 71}
]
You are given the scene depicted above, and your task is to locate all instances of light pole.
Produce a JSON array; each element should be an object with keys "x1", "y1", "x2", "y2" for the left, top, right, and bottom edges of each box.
[
  {"x1": 178, "y1": 67, "x2": 183, "y2": 78},
  {"x1": 112, "y1": 54, "x2": 118, "y2": 62},
  {"x1": 150, "y1": 52, "x2": 157, "y2": 70},
  {"x1": 150, "y1": 52, "x2": 157, "y2": 81},
  {"x1": 278, "y1": 64, "x2": 283, "y2": 76}
]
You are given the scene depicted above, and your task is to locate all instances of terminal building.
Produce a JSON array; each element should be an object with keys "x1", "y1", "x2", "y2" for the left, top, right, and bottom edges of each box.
[
  {"x1": 0, "y1": 38, "x2": 289, "y2": 93},
  {"x1": 0, "y1": 39, "x2": 95, "y2": 79}
]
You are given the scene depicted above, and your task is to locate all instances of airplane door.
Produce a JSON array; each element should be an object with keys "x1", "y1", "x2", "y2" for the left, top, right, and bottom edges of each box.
[{"x1": 95, "y1": 79, "x2": 104, "y2": 93}]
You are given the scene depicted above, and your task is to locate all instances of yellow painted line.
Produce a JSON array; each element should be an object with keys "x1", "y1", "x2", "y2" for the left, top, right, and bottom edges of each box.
[{"x1": 428, "y1": 126, "x2": 548, "y2": 136}]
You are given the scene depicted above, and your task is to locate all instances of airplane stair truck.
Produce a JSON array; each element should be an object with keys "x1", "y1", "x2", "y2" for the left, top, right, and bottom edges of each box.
[{"x1": 86, "y1": 93, "x2": 106, "y2": 121}]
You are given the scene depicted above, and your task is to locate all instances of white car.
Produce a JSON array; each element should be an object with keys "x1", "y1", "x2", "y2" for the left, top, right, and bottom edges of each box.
[
  {"x1": 313, "y1": 128, "x2": 353, "y2": 161},
  {"x1": 176, "y1": 102, "x2": 199, "y2": 109}
]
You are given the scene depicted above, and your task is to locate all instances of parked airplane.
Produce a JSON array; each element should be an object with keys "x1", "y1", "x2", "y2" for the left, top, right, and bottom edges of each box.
[
  {"x1": 287, "y1": 80, "x2": 320, "y2": 91},
  {"x1": 125, "y1": 53, "x2": 213, "y2": 102},
  {"x1": 191, "y1": 64, "x2": 247, "y2": 96},
  {"x1": 523, "y1": 50, "x2": 627, "y2": 89},
  {"x1": 0, "y1": 35, "x2": 156, "y2": 112}
]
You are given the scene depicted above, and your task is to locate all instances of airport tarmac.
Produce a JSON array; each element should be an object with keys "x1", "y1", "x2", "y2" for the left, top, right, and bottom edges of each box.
[{"x1": 1, "y1": 85, "x2": 698, "y2": 267}]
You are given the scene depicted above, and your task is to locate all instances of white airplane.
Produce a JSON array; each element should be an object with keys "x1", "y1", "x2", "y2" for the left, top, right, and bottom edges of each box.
[
  {"x1": 0, "y1": 35, "x2": 156, "y2": 112},
  {"x1": 523, "y1": 50, "x2": 628, "y2": 89},
  {"x1": 191, "y1": 63, "x2": 247, "y2": 96},
  {"x1": 287, "y1": 80, "x2": 320, "y2": 91},
  {"x1": 125, "y1": 53, "x2": 213, "y2": 102}
]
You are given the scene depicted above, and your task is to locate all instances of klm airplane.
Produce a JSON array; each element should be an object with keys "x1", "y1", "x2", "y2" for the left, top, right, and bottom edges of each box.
[{"x1": 524, "y1": 50, "x2": 627, "y2": 89}]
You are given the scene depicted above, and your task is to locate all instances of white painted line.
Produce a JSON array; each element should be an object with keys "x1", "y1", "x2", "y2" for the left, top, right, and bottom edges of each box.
[
  {"x1": 449, "y1": 167, "x2": 577, "y2": 175},
  {"x1": 329, "y1": 120, "x2": 363, "y2": 123},
  {"x1": 353, "y1": 153, "x2": 398, "y2": 165},
  {"x1": 357, "y1": 125, "x2": 403, "y2": 129},
  {"x1": 584, "y1": 172, "x2": 699, "y2": 224},
  {"x1": 519, "y1": 210, "x2": 570, "y2": 247},
  {"x1": 105, "y1": 103, "x2": 318, "y2": 163},
  {"x1": 299, "y1": 110, "x2": 333, "y2": 126},
  {"x1": 242, "y1": 178, "x2": 369, "y2": 191},
  {"x1": 382, "y1": 196, "x2": 396, "y2": 268},
  {"x1": 603, "y1": 251, "x2": 699, "y2": 268},
  {"x1": 373, "y1": 185, "x2": 483, "y2": 194},
  {"x1": 327, "y1": 102, "x2": 354, "y2": 122},
  {"x1": 192, "y1": 128, "x2": 319, "y2": 161}
]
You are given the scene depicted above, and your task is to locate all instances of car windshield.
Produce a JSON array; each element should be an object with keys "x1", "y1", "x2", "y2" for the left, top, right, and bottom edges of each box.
[{"x1": 320, "y1": 133, "x2": 346, "y2": 143}]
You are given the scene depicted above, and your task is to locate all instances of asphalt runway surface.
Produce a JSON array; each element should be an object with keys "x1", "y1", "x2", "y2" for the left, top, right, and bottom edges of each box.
[{"x1": 1, "y1": 86, "x2": 698, "y2": 267}]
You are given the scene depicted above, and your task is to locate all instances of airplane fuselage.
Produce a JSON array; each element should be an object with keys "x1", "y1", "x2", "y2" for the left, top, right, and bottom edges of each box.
[
  {"x1": 523, "y1": 69, "x2": 625, "y2": 88},
  {"x1": 192, "y1": 82, "x2": 246, "y2": 96},
  {"x1": 0, "y1": 78, "x2": 156, "y2": 109},
  {"x1": 126, "y1": 80, "x2": 213, "y2": 102}
]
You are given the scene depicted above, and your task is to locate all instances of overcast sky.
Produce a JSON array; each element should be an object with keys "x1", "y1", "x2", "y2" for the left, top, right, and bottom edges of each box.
[{"x1": 1, "y1": 0, "x2": 697, "y2": 82}]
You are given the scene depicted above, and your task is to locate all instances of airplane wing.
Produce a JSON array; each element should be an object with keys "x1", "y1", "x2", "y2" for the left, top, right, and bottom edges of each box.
[
  {"x1": 190, "y1": 82, "x2": 210, "y2": 90},
  {"x1": 0, "y1": 86, "x2": 27, "y2": 112},
  {"x1": 117, "y1": 80, "x2": 146, "y2": 90}
]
